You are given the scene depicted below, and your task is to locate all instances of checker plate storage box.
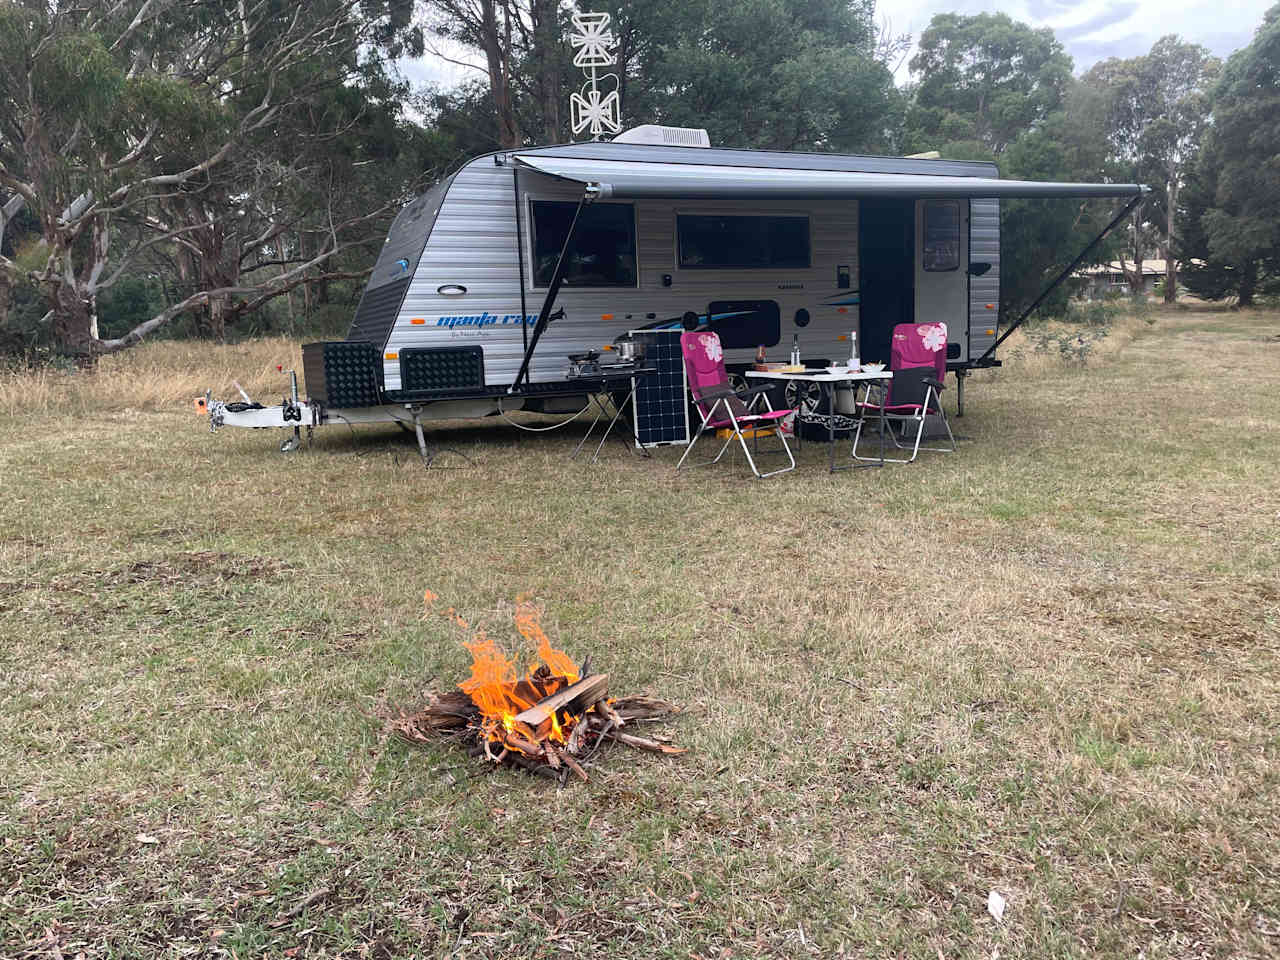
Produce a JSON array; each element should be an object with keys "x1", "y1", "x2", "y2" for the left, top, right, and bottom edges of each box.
[{"x1": 303, "y1": 341, "x2": 384, "y2": 408}]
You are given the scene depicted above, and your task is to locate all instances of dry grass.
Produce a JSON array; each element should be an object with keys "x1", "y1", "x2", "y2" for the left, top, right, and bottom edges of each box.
[
  {"x1": 0, "y1": 336, "x2": 302, "y2": 418},
  {"x1": 0, "y1": 305, "x2": 1278, "y2": 959}
]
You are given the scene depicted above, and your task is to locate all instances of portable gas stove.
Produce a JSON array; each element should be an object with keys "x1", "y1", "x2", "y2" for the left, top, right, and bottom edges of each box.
[{"x1": 567, "y1": 351, "x2": 602, "y2": 378}]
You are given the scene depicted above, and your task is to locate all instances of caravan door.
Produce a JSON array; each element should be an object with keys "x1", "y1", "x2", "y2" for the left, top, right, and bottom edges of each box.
[{"x1": 914, "y1": 200, "x2": 968, "y2": 359}]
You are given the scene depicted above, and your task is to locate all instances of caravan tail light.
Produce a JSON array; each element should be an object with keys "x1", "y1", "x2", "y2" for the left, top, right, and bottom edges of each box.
[
  {"x1": 410, "y1": 317, "x2": 426, "y2": 325},
  {"x1": 601, "y1": 313, "x2": 614, "y2": 320}
]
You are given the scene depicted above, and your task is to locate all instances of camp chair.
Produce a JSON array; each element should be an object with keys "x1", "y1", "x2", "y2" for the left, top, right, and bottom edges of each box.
[
  {"x1": 675, "y1": 331, "x2": 796, "y2": 479},
  {"x1": 852, "y1": 321, "x2": 956, "y2": 464}
]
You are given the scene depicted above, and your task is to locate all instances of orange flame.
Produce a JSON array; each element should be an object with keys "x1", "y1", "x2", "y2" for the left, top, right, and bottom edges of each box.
[
  {"x1": 444, "y1": 597, "x2": 583, "y2": 752},
  {"x1": 515, "y1": 598, "x2": 579, "y2": 684}
]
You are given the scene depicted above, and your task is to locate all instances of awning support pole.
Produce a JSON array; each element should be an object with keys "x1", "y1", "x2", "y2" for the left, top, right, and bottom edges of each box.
[
  {"x1": 513, "y1": 168, "x2": 529, "y2": 355},
  {"x1": 975, "y1": 192, "x2": 1144, "y2": 365},
  {"x1": 511, "y1": 195, "x2": 588, "y2": 391}
]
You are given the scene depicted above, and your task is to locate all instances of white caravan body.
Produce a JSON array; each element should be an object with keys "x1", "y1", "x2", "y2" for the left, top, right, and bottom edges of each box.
[{"x1": 348, "y1": 141, "x2": 1032, "y2": 397}]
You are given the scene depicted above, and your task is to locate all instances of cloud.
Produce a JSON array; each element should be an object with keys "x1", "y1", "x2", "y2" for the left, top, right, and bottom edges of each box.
[{"x1": 1055, "y1": 3, "x2": 1141, "y2": 41}]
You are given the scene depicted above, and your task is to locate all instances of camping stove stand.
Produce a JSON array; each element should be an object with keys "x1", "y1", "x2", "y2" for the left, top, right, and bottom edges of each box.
[{"x1": 567, "y1": 365, "x2": 657, "y2": 463}]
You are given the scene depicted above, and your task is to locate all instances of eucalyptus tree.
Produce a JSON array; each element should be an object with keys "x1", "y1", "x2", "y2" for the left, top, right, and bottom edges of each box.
[
  {"x1": 905, "y1": 12, "x2": 1074, "y2": 156},
  {"x1": 420, "y1": 0, "x2": 571, "y2": 147},
  {"x1": 1082, "y1": 37, "x2": 1219, "y2": 300},
  {"x1": 418, "y1": 0, "x2": 901, "y2": 154},
  {"x1": 0, "y1": 0, "x2": 425, "y2": 359},
  {"x1": 1178, "y1": 5, "x2": 1280, "y2": 307},
  {"x1": 608, "y1": 0, "x2": 901, "y2": 153},
  {"x1": 900, "y1": 12, "x2": 1117, "y2": 319}
]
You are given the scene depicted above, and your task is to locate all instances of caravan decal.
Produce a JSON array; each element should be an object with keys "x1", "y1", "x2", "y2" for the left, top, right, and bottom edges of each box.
[{"x1": 435, "y1": 312, "x2": 539, "y2": 330}]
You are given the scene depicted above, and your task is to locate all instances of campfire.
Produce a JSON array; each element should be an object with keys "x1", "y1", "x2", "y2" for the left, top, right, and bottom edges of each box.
[{"x1": 389, "y1": 594, "x2": 684, "y2": 783}]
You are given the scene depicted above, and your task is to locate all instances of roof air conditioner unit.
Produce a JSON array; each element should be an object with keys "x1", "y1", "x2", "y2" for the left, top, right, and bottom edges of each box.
[{"x1": 612, "y1": 125, "x2": 711, "y2": 148}]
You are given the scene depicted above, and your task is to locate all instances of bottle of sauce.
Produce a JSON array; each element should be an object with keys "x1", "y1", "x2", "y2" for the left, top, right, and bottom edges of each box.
[{"x1": 755, "y1": 344, "x2": 767, "y2": 367}]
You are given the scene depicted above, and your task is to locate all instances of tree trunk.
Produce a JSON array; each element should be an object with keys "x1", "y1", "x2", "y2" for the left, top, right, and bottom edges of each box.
[
  {"x1": 52, "y1": 282, "x2": 96, "y2": 363},
  {"x1": 481, "y1": 0, "x2": 521, "y2": 148},
  {"x1": 0, "y1": 271, "x2": 11, "y2": 328},
  {"x1": 1238, "y1": 260, "x2": 1257, "y2": 308},
  {"x1": 1163, "y1": 177, "x2": 1178, "y2": 303},
  {"x1": 1128, "y1": 205, "x2": 1145, "y2": 295},
  {"x1": 533, "y1": 0, "x2": 561, "y2": 143}
]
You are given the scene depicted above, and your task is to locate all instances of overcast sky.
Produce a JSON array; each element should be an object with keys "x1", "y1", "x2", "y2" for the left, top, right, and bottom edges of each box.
[
  {"x1": 399, "y1": 1, "x2": 1272, "y2": 92},
  {"x1": 882, "y1": 0, "x2": 1270, "y2": 78}
]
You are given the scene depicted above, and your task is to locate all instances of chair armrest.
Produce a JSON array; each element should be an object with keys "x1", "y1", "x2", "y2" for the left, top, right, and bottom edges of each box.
[
  {"x1": 696, "y1": 383, "x2": 774, "y2": 404},
  {"x1": 923, "y1": 377, "x2": 945, "y2": 391},
  {"x1": 694, "y1": 386, "x2": 737, "y2": 404}
]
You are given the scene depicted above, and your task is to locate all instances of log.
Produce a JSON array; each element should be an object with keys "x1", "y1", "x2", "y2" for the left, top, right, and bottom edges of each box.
[
  {"x1": 503, "y1": 731, "x2": 542, "y2": 756},
  {"x1": 605, "y1": 730, "x2": 687, "y2": 755},
  {"x1": 595, "y1": 699, "x2": 625, "y2": 729},
  {"x1": 512, "y1": 673, "x2": 610, "y2": 739},
  {"x1": 565, "y1": 712, "x2": 590, "y2": 755},
  {"x1": 611, "y1": 696, "x2": 679, "y2": 722},
  {"x1": 560, "y1": 750, "x2": 589, "y2": 782}
]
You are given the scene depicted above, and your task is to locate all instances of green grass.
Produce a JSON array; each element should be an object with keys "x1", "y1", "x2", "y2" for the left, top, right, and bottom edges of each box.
[{"x1": 1, "y1": 307, "x2": 1279, "y2": 958}]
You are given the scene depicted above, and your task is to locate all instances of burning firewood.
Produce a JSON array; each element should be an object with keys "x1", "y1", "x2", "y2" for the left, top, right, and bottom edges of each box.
[{"x1": 386, "y1": 594, "x2": 684, "y2": 784}]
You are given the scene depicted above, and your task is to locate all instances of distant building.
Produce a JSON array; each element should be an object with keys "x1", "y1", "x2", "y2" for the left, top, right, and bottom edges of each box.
[{"x1": 1072, "y1": 260, "x2": 1172, "y2": 299}]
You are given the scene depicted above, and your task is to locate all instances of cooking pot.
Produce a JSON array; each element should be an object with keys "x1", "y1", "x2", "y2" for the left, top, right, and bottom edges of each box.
[{"x1": 614, "y1": 337, "x2": 643, "y2": 362}]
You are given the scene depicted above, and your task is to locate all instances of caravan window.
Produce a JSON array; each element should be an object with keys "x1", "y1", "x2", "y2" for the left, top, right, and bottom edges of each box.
[
  {"x1": 677, "y1": 214, "x2": 810, "y2": 270},
  {"x1": 530, "y1": 201, "x2": 637, "y2": 287},
  {"x1": 923, "y1": 201, "x2": 961, "y2": 272}
]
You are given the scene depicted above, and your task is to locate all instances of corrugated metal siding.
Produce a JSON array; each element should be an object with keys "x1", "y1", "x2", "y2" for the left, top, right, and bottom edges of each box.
[
  {"x1": 385, "y1": 159, "x2": 524, "y2": 390},
  {"x1": 968, "y1": 198, "x2": 1000, "y2": 359},
  {"x1": 381, "y1": 155, "x2": 861, "y2": 389}
]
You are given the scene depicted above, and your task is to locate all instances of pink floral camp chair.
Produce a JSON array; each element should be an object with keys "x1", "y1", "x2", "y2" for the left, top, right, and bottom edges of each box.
[
  {"x1": 852, "y1": 321, "x2": 956, "y2": 463},
  {"x1": 675, "y1": 331, "x2": 796, "y2": 479}
]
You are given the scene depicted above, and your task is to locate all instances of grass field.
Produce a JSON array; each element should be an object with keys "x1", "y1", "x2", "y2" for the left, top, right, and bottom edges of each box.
[{"x1": 1, "y1": 307, "x2": 1278, "y2": 959}]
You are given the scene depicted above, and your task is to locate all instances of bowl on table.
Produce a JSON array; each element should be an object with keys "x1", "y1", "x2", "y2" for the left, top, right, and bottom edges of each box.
[{"x1": 860, "y1": 362, "x2": 886, "y2": 374}]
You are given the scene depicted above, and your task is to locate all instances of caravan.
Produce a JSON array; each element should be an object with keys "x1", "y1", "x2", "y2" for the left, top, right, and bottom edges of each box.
[{"x1": 203, "y1": 126, "x2": 1144, "y2": 451}]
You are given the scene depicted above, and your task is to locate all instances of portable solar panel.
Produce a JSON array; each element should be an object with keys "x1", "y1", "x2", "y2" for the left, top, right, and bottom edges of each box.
[{"x1": 631, "y1": 329, "x2": 689, "y2": 447}]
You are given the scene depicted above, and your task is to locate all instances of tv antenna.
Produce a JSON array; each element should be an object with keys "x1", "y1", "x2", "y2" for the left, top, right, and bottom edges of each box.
[{"x1": 569, "y1": 11, "x2": 621, "y2": 140}]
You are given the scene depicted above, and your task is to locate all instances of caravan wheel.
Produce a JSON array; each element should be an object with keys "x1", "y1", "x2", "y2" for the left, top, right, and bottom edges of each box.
[{"x1": 784, "y1": 380, "x2": 821, "y2": 417}]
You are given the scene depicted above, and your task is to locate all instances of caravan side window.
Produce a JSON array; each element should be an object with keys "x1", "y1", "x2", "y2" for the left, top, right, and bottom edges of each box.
[
  {"x1": 677, "y1": 214, "x2": 810, "y2": 269},
  {"x1": 923, "y1": 200, "x2": 961, "y2": 272},
  {"x1": 530, "y1": 201, "x2": 637, "y2": 287}
]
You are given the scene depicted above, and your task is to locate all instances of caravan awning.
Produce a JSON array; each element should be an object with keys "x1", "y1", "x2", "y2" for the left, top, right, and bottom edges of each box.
[{"x1": 513, "y1": 154, "x2": 1146, "y2": 201}]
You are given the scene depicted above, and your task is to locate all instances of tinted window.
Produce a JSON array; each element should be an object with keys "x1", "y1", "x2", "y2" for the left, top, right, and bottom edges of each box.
[
  {"x1": 678, "y1": 214, "x2": 810, "y2": 269},
  {"x1": 708, "y1": 300, "x2": 781, "y2": 349},
  {"x1": 923, "y1": 200, "x2": 961, "y2": 272},
  {"x1": 531, "y1": 201, "x2": 636, "y2": 287}
]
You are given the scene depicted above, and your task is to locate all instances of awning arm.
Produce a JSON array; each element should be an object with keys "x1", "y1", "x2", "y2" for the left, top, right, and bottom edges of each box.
[
  {"x1": 975, "y1": 191, "x2": 1145, "y2": 365},
  {"x1": 511, "y1": 194, "x2": 589, "y2": 391}
]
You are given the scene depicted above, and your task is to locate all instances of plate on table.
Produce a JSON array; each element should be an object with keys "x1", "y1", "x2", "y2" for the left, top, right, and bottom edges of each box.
[{"x1": 860, "y1": 363, "x2": 886, "y2": 374}]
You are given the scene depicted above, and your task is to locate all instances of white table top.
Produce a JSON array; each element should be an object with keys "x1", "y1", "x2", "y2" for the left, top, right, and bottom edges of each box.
[{"x1": 744, "y1": 368, "x2": 893, "y2": 382}]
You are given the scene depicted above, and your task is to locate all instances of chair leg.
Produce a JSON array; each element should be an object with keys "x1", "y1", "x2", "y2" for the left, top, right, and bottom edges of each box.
[
  {"x1": 676, "y1": 401, "x2": 736, "y2": 472},
  {"x1": 855, "y1": 412, "x2": 924, "y2": 463},
  {"x1": 737, "y1": 415, "x2": 795, "y2": 479},
  {"x1": 914, "y1": 388, "x2": 958, "y2": 454}
]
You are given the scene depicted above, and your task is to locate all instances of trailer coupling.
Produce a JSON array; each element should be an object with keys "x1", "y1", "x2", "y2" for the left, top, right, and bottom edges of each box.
[{"x1": 196, "y1": 367, "x2": 499, "y2": 463}]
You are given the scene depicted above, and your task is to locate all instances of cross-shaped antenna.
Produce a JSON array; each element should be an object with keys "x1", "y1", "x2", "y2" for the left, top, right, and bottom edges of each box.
[{"x1": 569, "y1": 11, "x2": 621, "y2": 140}]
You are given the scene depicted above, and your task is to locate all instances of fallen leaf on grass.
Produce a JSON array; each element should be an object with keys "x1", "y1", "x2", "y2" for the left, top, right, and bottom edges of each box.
[
  {"x1": 136, "y1": 833, "x2": 159, "y2": 845},
  {"x1": 987, "y1": 890, "x2": 1006, "y2": 923}
]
